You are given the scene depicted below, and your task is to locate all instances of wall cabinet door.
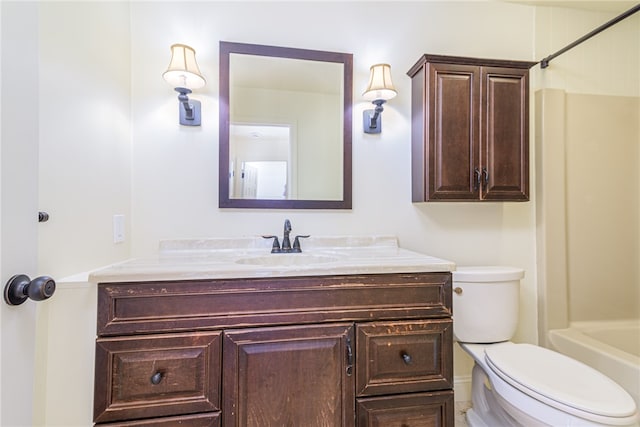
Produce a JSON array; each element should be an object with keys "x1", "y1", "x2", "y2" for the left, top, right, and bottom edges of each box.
[
  {"x1": 223, "y1": 323, "x2": 355, "y2": 427},
  {"x1": 409, "y1": 55, "x2": 535, "y2": 202},
  {"x1": 480, "y1": 66, "x2": 530, "y2": 201},
  {"x1": 426, "y1": 62, "x2": 479, "y2": 201}
]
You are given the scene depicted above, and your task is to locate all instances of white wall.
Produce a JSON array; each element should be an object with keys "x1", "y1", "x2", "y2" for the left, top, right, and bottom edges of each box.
[
  {"x1": 37, "y1": 2, "x2": 132, "y2": 280},
  {"x1": 34, "y1": 277, "x2": 96, "y2": 426}
]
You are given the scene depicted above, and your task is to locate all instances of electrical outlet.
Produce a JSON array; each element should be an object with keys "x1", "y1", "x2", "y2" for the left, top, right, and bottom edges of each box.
[{"x1": 113, "y1": 214, "x2": 125, "y2": 244}]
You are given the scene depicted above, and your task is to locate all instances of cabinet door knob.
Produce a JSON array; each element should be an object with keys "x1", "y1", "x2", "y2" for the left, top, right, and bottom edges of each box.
[
  {"x1": 150, "y1": 372, "x2": 163, "y2": 385},
  {"x1": 474, "y1": 168, "x2": 481, "y2": 191},
  {"x1": 401, "y1": 352, "x2": 412, "y2": 365}
]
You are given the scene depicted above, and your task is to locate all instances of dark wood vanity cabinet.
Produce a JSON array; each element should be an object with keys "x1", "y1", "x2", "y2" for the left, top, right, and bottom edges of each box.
[
  {"x1": 94, "y1": 273, "x2": 454, "y2": 426},
  {"x1": 223, "y1": 323, "x2": 355, "y2": 426},
  {"x1": 408, "y1": 55, "x2": 536, "y2": 202}
]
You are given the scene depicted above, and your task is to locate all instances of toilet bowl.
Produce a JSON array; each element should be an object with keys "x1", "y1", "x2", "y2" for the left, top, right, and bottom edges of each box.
[{"x1": 453, "y1": 266, "x2": 639, "y2": 427}]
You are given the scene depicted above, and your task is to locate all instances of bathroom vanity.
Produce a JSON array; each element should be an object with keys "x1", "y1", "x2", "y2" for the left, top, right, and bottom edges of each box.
[{"x1": 90, "y1": 237, "x2": 455, "y2": 426}]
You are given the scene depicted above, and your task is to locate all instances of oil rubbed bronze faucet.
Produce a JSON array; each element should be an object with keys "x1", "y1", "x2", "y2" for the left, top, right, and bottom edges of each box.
[
  {"x1": 282, "y1": 219, "x2": 292, "y2": 252},
  {"x1": 263, "y1": 219, "x2": 309, "y2": 253}
]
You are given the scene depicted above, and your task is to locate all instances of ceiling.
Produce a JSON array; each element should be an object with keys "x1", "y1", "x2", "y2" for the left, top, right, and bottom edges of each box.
[{"x1": 506, "y1": 1, "x2": 638, "y2": 13}]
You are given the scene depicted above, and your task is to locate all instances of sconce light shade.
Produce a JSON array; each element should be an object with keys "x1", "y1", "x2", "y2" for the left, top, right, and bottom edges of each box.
[
  {"x1": 363, "y1": 63, "x2": 396, "y2": 134},
  {"x1": 163, "y1": 44, "x2": 206, "y2": 126},
  {"x1": 163, "y1": 44, "x2": 206, "y2": 89},
  {"x1": 363, "y1": 63, "x2": 397, "y2": 102}
]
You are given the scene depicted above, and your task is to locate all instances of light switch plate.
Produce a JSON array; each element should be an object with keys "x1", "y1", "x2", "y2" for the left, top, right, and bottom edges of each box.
[{"x1": 113, "y1": 214, "x2": 125, "y2": 243}]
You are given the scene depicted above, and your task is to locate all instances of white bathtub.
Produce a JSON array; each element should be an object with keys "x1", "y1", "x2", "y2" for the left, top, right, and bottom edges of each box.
[{"x1": 549, "y1": 320, "x2": 640, "y2": 409}]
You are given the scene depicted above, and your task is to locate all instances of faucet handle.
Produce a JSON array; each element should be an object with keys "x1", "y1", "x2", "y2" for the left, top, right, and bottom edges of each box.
[
  {"x1": 262, "y1": 235, "x2": 282, "y2": 253},
  {"x1": 292, "y1": 235, "x2": 310, "y2": 253}
]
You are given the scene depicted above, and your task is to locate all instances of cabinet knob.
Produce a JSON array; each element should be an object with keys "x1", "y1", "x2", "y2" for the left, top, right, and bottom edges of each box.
[
  {"x1": 401, "y1": 352, "x2": 412, "y2": 365},
  {"x1": 150, "y1": 372, "x2": 163, "y2": 385}
]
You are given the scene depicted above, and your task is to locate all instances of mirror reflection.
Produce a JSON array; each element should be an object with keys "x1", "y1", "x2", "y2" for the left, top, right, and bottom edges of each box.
[
  {"x1": 229, "y1": 123, "x2": 291, "y2": 199},
  {"x1": 219, "y1": 42, "x2": 353, "y2": 209}
]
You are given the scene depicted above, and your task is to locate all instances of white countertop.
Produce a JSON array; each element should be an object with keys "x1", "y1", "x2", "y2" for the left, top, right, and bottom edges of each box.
[{"x1": 88, "y1": 235, "x2": 455, "y2": 283}]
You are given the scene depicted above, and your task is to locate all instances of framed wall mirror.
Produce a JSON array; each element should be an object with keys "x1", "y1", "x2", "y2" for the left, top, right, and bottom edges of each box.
[{"x1": 219, "y1": 41, "x2": 353, "y2": 209}]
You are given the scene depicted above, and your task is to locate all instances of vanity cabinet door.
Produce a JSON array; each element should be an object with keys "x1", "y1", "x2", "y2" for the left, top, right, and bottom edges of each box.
[{"x1": 223, "y1": 323, "x2": 355, "y2": 427}]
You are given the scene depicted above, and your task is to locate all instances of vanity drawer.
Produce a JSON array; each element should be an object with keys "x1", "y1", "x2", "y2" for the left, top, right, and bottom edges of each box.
[
  {"x1": 97, "y1": 273, "x2": 452, "y2": 336},
  {"x1": 94, "y1": 332, "x2": 221, "y2": 424},
  {"x1": 356, "y1": 390, "x2": 454, "y2": 427},
  {"x1": 356, "y1": 320, "x2": 453, "y2": 396}
]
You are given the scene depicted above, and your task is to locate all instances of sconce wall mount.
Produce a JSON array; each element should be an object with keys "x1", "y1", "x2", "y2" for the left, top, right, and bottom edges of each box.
[
  {"x1": 364, "y1": 99, "x2": 387, "y2": 134},
  {"x1": 363, "y1": 63, "x2": 396, "y2": 134},
  {"x1": 175, "y1": 87, "x2": 201, "y2": 126},
  {"x1": 163, "y1": 43, "x2": 206, "y2": 126}
]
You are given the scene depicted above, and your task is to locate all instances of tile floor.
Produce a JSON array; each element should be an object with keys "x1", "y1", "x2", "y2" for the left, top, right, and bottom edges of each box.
[{"x1": 455, "y1": 401, "x2": 471, "y2": 426}]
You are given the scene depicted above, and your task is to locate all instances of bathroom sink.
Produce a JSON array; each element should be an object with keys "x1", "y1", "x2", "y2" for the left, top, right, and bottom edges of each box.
[
  {"x1": 89, "y1": 235, "x2": 457, "y2": 283},
  {"x1": 235, "y1": 253, "x2": 339, "y2": 267}
]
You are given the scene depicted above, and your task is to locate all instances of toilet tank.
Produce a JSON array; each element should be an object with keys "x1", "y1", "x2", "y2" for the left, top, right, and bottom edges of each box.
[{"x1": 452, "y1": 266, "x2": 524, "y2": 343}]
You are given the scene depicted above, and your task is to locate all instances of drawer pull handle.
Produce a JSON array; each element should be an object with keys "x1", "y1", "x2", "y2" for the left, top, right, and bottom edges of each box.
[
  {"x1": 150, "y1": 372, "x2": 163, "y2": 385},
  {"x1": 401, "y1": 352, "x2": 412, "y2": 365}
]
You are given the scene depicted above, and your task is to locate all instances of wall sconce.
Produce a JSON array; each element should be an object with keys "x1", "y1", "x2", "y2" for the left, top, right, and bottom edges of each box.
[
  {"x1": 163, "y1": 43, "x2": 206, "y2": 126},
  {"x1": 362, "y1": 63, "x2": 397, "y2": 134}
]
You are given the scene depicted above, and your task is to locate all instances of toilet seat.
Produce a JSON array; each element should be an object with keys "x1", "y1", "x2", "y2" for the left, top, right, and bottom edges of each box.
[{"x1": 485, "y1": 343, "x2": 638, "y2": 424}]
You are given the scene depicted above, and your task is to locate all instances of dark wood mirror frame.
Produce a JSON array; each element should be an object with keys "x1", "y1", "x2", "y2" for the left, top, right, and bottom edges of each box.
[{"x1": 219, "y1": 41, "x2": 353, "y2": 209}]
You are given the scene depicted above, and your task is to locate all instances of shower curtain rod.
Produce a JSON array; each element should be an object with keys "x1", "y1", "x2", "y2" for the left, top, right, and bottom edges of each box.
[{"x1": 540, "y1": 3, "x2": 640, "y2": 69}]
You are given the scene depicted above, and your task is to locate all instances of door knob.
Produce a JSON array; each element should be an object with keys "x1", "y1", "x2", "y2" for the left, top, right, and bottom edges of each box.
[{"x1": 4, "y1": 274, "x2": 56, "y2": 306}]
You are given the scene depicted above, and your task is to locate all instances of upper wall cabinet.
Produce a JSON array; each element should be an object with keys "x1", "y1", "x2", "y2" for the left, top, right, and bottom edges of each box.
[{"x1": 407, "y1": 55, "x2": 536, "y2": 202}]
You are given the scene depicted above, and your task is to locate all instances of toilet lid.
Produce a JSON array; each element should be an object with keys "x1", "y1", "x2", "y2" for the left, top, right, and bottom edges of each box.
[{"x1": 485, "y1": 343, "x2": 637, "y2": 420}]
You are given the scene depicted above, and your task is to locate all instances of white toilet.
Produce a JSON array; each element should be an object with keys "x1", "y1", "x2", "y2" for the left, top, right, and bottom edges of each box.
[{"x1": 453, "y1": 266, "x2": 639, "y2": 427}]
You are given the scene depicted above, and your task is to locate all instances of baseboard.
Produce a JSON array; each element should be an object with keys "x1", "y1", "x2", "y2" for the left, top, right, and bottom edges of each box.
[{"x1": 454, "y1": 375, "x2": 472, "y2": 402}]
